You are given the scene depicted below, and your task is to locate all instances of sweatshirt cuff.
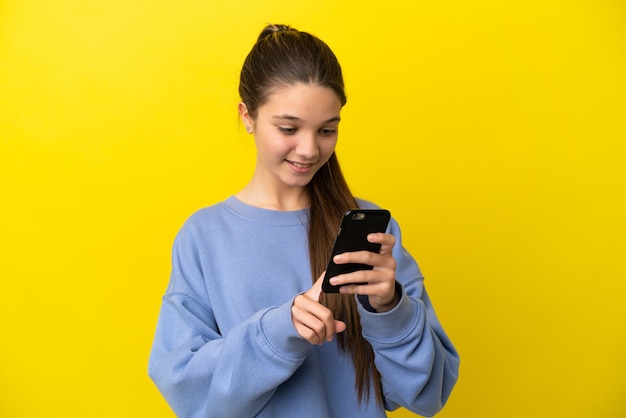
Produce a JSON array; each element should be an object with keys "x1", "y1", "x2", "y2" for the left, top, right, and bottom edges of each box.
[
  {"x1": 357, "y1": 282, "x2": 422, "y2": 343},
  {"x1": 258, "y1": 297, "x2": 310, "y2": 361}
]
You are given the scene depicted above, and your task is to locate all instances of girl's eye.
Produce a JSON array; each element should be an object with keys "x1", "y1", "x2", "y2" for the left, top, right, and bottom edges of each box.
[
  {"x1": 320, "y1": 128, "x2": 337, "y2": 135},
  {"x1": 278, "y1": 126, "x2": 296, "y2": 135}
]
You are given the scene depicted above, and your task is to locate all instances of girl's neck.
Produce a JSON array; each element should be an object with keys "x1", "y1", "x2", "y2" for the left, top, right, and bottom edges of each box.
[{"x1": 236, "y1": 183, "x2": 309, "y2": 212}]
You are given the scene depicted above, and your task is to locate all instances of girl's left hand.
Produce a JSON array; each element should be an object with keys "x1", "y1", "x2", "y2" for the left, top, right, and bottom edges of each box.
[{"x1": 328, "y1": 232, "x2": 399, "y2": 312}]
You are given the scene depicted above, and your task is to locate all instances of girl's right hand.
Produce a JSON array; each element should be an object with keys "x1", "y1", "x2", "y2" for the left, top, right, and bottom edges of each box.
[{"x1": 292, "y1": 273, "x2": 346, "y2": 345}]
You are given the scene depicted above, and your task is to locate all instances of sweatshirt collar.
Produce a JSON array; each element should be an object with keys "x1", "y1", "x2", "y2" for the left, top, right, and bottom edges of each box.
[{"x1": 222, "y1": 196, "x2": 309, "y2": 226}]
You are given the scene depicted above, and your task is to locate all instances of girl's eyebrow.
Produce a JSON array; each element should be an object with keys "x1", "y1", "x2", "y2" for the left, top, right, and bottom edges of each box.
[{"x1": 272, "y1": 114, "x2": 341, "y2": 123}]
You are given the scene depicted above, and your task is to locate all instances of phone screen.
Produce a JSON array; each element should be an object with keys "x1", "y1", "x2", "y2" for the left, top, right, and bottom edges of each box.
[{"x1": 321, "y1": 209, "x2": 390, "y2": 293}]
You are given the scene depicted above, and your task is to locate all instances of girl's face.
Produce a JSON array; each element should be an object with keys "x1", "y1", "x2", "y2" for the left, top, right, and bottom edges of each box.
[{"x1": 241, "y1": 83, "x2": 342, "y2": 197}]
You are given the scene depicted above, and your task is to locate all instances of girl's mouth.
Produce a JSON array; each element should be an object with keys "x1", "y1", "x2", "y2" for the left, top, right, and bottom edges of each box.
[{"x1": 286, "y1": 160, "x2": 315, "y2": 172}]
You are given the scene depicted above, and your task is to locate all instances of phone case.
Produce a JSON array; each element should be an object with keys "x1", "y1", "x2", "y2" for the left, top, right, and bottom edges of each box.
[{"x1": 321, "y1": 209, "x2": 391, "y2": 293}]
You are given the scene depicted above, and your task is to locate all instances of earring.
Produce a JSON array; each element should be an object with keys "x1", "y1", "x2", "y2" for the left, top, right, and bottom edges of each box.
[{"x1": 245, "y1": 126, "x2": 252, "y2": 133}]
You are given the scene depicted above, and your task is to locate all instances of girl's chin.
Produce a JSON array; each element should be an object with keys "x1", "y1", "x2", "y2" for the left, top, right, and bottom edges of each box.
[{"x1": 279, "y1": 171, "x2": 317, "y2": 189}]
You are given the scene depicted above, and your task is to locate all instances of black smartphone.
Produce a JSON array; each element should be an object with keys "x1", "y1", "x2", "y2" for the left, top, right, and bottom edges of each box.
[{"x1": 321, "y1": 209, "x2": 391, "y2": 293}]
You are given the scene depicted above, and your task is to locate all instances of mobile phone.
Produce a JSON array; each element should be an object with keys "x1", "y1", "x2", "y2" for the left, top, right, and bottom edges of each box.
[{"x1": 321, "y1": 209, "x2": 391, "y2": 293}]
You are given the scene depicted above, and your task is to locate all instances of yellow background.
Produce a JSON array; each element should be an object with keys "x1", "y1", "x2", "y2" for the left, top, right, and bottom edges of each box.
[{"x1": 1, "y1": 0, "x2": 625, "y2": 417}]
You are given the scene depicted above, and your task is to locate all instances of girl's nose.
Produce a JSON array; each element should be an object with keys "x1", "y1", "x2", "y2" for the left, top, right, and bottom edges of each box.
[{"x1": 295, "y1": 132, "x2": 319, "y2": 160}]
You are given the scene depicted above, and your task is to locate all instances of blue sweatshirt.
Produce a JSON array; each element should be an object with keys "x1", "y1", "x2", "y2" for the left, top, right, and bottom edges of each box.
[{"x1": 148, "y1": 197, "x2": 459, "y2": 418}]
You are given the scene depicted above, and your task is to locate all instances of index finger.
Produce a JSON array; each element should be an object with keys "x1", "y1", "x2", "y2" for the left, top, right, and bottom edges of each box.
[
  {"x1": 367, "y1": 232, "x2": 396, "y2": 255},
  {"x1": 304, "y1": 271, "x2": 326, "y2": 302}
]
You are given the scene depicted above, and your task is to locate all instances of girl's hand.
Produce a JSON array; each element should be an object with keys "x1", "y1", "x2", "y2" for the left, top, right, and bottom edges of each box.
[
  {"x1": 327, "y1": 232, "x2": 399, "y2": 312},
  {"x1": 292, "y1": 273, "x2": 346, "y2": 344}
]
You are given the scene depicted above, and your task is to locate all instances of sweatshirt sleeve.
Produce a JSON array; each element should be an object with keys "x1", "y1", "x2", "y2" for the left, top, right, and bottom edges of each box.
[
  {"x1": 147, "y1": 222, "x2": 311, "y2": 418},
  {"x1": 357, "y1": 218, "x2": 460, "y2": 417}
]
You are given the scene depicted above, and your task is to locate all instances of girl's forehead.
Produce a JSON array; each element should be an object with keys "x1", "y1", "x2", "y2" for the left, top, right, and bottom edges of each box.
[
  {"x1": 266, "y1": 82, "x2": 340, "y2": 100},
  {"x1": 259, "y1": 83, "x2": 342, "y2": 115}
]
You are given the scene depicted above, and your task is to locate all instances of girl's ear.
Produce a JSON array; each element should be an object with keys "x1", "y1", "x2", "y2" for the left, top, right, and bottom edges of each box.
[{"x1": 238, "y1": 102, "x2": 254, "y2": 134}]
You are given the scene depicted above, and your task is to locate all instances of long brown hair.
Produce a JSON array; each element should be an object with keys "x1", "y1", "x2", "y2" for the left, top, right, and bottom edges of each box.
[{"x1": 239, "y1": 24, "x2": 383, "y2": 405}]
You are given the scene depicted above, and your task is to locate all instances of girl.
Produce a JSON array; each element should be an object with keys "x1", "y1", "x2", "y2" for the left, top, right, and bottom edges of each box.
[{"x1": 149, "y1": 24, "x2": 459, "y2": 418}]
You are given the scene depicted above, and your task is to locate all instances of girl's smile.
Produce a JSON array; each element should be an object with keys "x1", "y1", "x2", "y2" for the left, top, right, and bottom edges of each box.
[{"x1": 286, "y1": 160, "x2": 315, "y2": 172}]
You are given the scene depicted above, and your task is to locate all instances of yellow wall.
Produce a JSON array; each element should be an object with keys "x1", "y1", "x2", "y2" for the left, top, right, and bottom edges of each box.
[{"x1": 1, "y1": 1, "x2": 625, "y2": 417}]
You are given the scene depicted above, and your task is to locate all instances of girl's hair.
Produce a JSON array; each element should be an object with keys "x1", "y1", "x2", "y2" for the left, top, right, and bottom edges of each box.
[{"x1": 239, "y1": 24, "x2": 383, "y2": 406}]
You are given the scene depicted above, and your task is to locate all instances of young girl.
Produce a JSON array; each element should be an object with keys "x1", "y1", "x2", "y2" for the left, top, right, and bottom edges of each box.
[{"x1": 149, "y1": 24, "x2": 459, "y2": 418}]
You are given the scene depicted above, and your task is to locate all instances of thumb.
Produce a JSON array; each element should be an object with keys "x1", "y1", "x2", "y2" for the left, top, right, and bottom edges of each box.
[{"x1": 334, "y1": 320, "x2": 346, "y2": 334}]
